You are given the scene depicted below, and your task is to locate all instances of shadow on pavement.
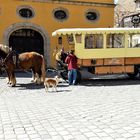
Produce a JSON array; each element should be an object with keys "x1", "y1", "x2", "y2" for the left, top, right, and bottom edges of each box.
[
  {"x1": 80, "y1": 76, "x2": 140, "y2": 87},
  {"x1": 16, "y1": 83, "x2": 69, "y2": 90},
  {"x1": 16, "y1": 83, "x2": 44, "y2": 90}
]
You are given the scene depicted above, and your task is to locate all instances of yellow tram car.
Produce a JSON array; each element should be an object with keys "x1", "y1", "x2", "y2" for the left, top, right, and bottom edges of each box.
[{"x1": 52, "y1": 28, "x2": 140, "y2": 78}]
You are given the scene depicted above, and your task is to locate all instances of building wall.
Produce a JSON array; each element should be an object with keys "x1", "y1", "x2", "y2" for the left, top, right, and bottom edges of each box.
[{"x1": 0, "y1": 0, "x2": 115, "y2": 67}]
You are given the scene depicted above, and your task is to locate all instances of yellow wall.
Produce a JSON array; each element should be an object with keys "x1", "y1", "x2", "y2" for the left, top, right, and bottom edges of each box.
[{"x1": 0, "y1": 0, "x2": 115, "y2": 67}]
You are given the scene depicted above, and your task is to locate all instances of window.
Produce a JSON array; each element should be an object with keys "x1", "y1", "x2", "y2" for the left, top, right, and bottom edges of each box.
[
  {"x1": 107, "y1": 34, "x2": 124, "y2": 48},
  {"x1": 136, "y1": 1, "x2": 140, "y2": 9},
  {"x1": 19, "y1": 8, "x2": 33, "y2": 18},
  {"x1": 85, "y1": 34, "x2": 103, "y2": 49},
  {"x1": 128, "y1": 34, "x2": 140, "y2": 48},
  {"x1": 53, "y1": 8, "x2": 68, "y2": 21},
  {"x1": 67, "y1": 35, "x2": 74, "y2": 44},
  {"x1": 85, "y1": 10, "x2": 99, "y2": 22},
  {"x1": 11, "y1": 29, "x2": 35, "y2": 37},
  {"x1": 75, "y1": 34, "x2": 82, "y2": 43},
  {"x1": 58, "y1": 37, "x2": 62, "y2": 45}
]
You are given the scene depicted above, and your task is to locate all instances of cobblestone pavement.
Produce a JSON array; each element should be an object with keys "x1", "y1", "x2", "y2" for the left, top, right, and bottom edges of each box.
[{"x1": 0, "y1": 72, "x2": 140, "y2": 140}]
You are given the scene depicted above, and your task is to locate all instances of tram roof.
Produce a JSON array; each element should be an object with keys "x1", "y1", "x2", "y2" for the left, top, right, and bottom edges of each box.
[{"x1": 52, "y1": 28, "x2": 140, "y2": 36}]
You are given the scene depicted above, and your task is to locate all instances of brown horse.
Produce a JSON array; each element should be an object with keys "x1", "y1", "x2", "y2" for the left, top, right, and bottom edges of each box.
[{"x1": 0, "y1": 44, "x2": 46, "y2": 87}]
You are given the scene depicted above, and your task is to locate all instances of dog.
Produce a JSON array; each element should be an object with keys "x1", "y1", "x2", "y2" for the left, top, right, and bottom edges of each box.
[{"x1": 44, "y1": 75, "x2": 60, "y2": 92}]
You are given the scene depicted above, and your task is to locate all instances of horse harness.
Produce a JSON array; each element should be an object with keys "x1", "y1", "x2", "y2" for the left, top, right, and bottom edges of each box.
[{"x1": 3, "y1": 50, "x2": 19, "y2": 68}]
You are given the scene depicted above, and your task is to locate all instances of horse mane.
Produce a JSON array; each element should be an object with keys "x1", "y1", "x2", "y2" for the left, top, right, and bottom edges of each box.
[{"x1": 0, "y1": 44, "x2": 11, "y2": 54}]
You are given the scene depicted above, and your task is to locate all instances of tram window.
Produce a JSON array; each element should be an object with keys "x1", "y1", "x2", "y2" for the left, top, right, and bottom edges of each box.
[
  {"x1": 107, "y1": 34, "x2": 124, "y2": 48},
  {"x1": 128, "y1": 34, "x2": 140, "y2": 48},
  {"x1": 96, "y1": 34, "x2": 103, "y2": 48},
  {"x1": 67, "y1": 35, "x2": 74, "y2": 44},
  {"x1": 75, "y1": 34, "x2": 82, "y2": 43},
  {"x1": 85, "y1": 35, "x2": 94, "y2": 49},
  {"x1": 58, "y1": 37, "x2": 62, "y2": 44},
  {"x1": 85, "y1": 34, "x2": 103, "y2": 49}
]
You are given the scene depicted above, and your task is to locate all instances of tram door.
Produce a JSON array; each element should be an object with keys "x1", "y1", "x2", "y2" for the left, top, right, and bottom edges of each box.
[{"x1": 9, "y1": 29, "x2": 44, "y2": 55}]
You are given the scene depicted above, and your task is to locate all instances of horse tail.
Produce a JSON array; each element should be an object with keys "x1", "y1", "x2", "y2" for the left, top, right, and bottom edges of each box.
[{"x1": 41, "y1": 55, "x2": 46, "y2": 82}]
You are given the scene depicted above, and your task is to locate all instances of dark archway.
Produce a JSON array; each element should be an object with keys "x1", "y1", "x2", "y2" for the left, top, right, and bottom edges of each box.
[{"x1": 9, "y1": 29, "x2": 44, "y2": 55}]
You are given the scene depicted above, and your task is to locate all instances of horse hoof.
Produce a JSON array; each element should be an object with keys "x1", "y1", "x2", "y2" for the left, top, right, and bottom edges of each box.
[{"x1": 11, "y1": 84, "x2": 15, "y2": 87}]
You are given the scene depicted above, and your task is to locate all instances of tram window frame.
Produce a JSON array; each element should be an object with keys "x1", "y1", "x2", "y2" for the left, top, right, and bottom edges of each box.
[
  {"x1": 128, "y1": 34, "x2": 140, "y2": 48},
  {"x1": 75, "y1": 34, "x2": 82, "y2": 43},
  {"x1": 85, "y1": 34, "x2": 103, "y2": 49},
  {"x1": 107, "y1": 34, "x2": 125, "y2": 48}
]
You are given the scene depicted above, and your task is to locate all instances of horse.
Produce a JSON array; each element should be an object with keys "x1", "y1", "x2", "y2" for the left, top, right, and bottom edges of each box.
[{"x1": 0, "y1": 44, "x2": 46, "y2": 87}]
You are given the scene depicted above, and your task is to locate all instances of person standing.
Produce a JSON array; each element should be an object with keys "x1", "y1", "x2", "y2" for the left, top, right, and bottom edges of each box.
[{"x1": 65, "y1": 50, "x2": 77, "y2": 85}]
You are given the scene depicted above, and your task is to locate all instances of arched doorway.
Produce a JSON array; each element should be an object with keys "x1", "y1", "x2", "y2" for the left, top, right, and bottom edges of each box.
[{"x1": 9, "y1": 29, "x2": 44, "y2": 55}]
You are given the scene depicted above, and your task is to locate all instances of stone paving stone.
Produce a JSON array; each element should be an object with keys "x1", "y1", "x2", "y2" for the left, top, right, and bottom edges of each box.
[
  {"x1": 17, "y1": 138, "x2": 30, "y2": 140},
  {"x1": 0, "y1": 134, "x2": 4, "y2": 139},
  {"x1": 84, "y1": 131, "x2": 97, "y2": 137},
  {"x1": 127, "y1": 137, "x2": 139, "y2": 140},
  {"x1": 29, "y1": 133, "x2": 40, "y2": 139},
  {"x1": 62, "y1": 135, "x2": 74, "y2": 140},
  {"x1": 79, "y1": 128, "x2": 90, "y2": 133},
  {"x1": 101, "y1": 137, "x2": 114, "y2": 140},
  {"x1": 115, "y1": 138, "x2": 127, "y2": 140},
  {"x1": 70, "y1": 131, "x2": 82, "y2": 136},
  {"x1": 131, "y1": 128, "x2": 140, "y2": 134},
  {"x1": 96, "y1": 132, "x2": 109, "y2": 137},
  {"x1": 74, "y1": 135, "x2": 88, "y2": 140},
  {"x1": 26, "y1": 130, "x2": 37, "y2": 135},
  {"x1": 25, "y1": 127, "x2": 35, "y2": 131},
  {"x1": 32, "y1": 138, "x2": 42, "y2": 140},
  {"x1": 103, "y1": 128, "x2": 115, "y2": 133},
  {"x1": 109, "y1": 132, "x2": 123, "y2": 139},
  {"x1": 40, "y1": 134, "x2": 51, "y2": 139},
  {"x1": 55, "y1": 127, "x2": 65, "y2": 131},
  {"x1": 37, "y1": 130, "x2": 49, "y2": 135},
  {"x1": 89, "y1": 137, "x2": 101, "y2": 140},
  {"x1": 121, "y1": 133, "x2": 134, "y2": 138},
  {"x1": 58, "y1": 130, "x2": 70, "y2": 136},
  {"x1": 16, "y1": 134, "x2": 29, "y2": 139},
  {"x1": 51, "y1": 135, "x2": 64, "y2": 140},
  {"x1": 4, "y1": 134, "x2": 16, "y2": 139},
  {"x1": 48, "y1": 131, "x2": 58, "y2": 136}
]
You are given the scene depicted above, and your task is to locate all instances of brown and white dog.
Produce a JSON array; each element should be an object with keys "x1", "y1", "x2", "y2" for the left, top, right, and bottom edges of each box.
[{"x1": 44, "y1": 75, "x2": 60, "y2": 92}]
